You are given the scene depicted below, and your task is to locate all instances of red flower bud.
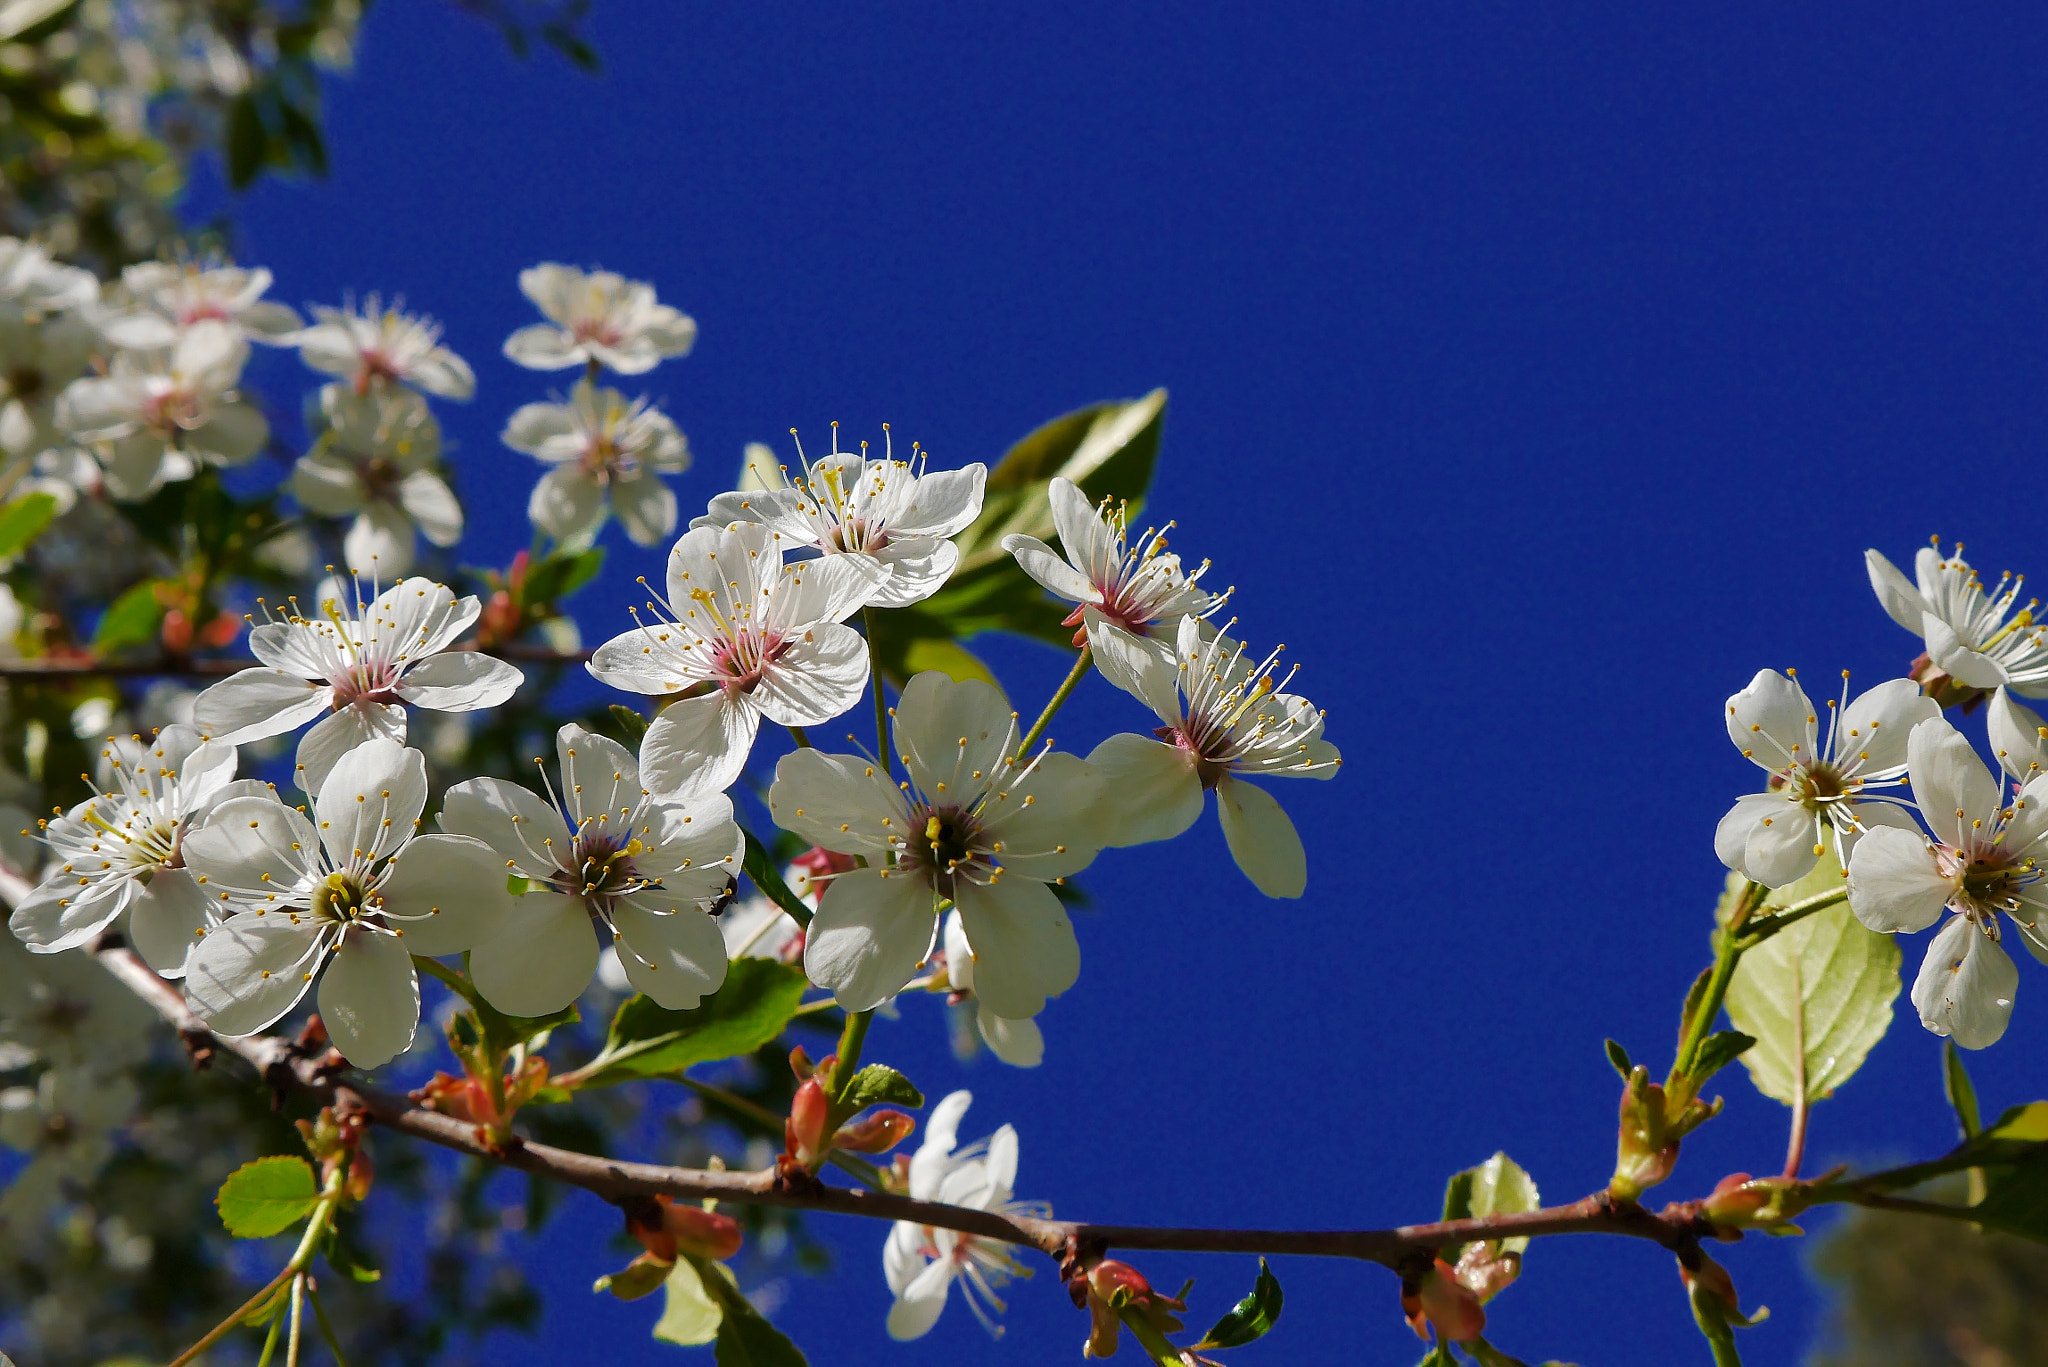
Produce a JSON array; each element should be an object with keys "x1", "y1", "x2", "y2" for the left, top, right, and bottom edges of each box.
[
  {"x1": 833, "y1": 1108, "x2": 916, "y2": 1155},
  {"x1": 786, "y1": 1076, "x2": 832, "y2": 1169},
  {"x1": 1403, "y1": 1259, "x2": 1486, "y2": 1344},
  {"x1": 664, "y1": 1201, "x2": 743, "y2": 1261}
]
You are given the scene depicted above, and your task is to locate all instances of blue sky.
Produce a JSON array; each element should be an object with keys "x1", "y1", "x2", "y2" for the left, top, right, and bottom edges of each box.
[{"x1": 213, "y1": 4, "x2": 2048, "y2": 1363}]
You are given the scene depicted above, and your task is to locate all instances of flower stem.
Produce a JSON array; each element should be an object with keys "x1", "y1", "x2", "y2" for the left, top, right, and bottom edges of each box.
[
  {"x1": 585, "y1": 356, "x2": 602, "y2": 385},
  {"x1": 306, "y1": 1277, "x2": 352, "y2": 1367},
  {"x1": 1018, "y1": 645, "x2": 1092, "y2": 755},
  {"x1": 1733, "y1": 885, "x2": 1848, "y2": 950},
  {"x1": 411, "y1": 954, "x2": 481, "y2": 1009},
  {"x1": 786, "y1": 724, "x2": 812, "y2": 749},
  {"x1": 865, "y1": 606, "x2": 891, "y2": 777},
  {"x1": 168, "y1": 1168, "x2": 345, "y2": 1367},
  {"x1": 1783, "y1": 954, "x2": 1809, "y2": 1180},
  {"x1": 827, "y1": 1009, "x2": 873, "y2": 1101},
  {"x1": 171, "y1": 1265, "x2": 296, "y2": 1367}
]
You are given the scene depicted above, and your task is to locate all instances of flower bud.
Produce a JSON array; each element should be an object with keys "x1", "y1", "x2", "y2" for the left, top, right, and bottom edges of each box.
[
  {"x1": 663, "y1": 1201, "x2": 743, "y2": 1262},
  {"x1": 785, "y1": 1075, "x2": 832, "y2": 1169},
  {"x1": 1081, "y1": 1260, "x2": 1187, "y2": 1359},
  {"x1": 1452, "y1": 1242, "x2": 1522, "y2": 1304},
  {"x1": 1701, "y1": 1172, "x2": 1810, "y2": 1236},
  {"x1": 833, "y1": 1108, "x2": 916, "y2": 1155},
  {"x1": 1681, "y1": 1252, "x2": 1768, "y2": 1338},
  {"x1": 1403, "y1": 1259, "x2": 1486, "y2": 1344},
  {"x1": 1610, "y1": 1067, "x2": 1679, "y2": 1201}
]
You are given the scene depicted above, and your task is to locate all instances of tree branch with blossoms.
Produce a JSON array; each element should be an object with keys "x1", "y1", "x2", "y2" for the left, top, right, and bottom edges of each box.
[{"x1": 8, "y1": 235, "x2": 2048, "y2": 1367}]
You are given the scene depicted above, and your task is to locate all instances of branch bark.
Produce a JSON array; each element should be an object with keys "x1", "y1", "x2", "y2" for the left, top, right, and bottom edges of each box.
[{"x1": 78, "y1": 932, "x2": 1725, "y2": 1272}]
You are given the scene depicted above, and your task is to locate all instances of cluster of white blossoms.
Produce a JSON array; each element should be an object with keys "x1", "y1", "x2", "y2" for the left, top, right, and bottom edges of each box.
[
  {"x1": 1719, "y1": 538, "x2": 2048, "y2": 1051},
  {"x1": 502, "y1": 264, "x2": 697, "y2": 549}
]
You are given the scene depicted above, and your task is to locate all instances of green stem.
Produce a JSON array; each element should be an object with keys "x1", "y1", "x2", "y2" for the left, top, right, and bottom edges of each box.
[
  {"x1": 585, "y1": 356, "x2": 602, "y2": 385},
  {"x1": 1733, "y1": 886, "x2": 1849, "y2": 950},
  {"x1": 1703, "y1": 1326, "x2": 1745, "y2": 1367},
  {"x1": 1674, "y1": 881, "x2": 1766, "y2": 1077},
  {"x1": 306, "y1": 1278, "x2": 352, "y2": 1367},
  {"x1": 828, "y1": 1009, "x2": 873, "y2": 1101},
  {"x1": 786, "y1": 724, "x2": 812, "y2": 749},
  {"x1": 254, "y1": 1302, "x2": 286, "y2": 1367},
  {"x1": 168, "y1": 1266, "x2": 297, "y2": 1367},
  {"x1": 790, "y1": 996, "x2": 844, "y2": 1018},
  {"x1": 678, "y1": 1077, "x2": 887, "y2": 1189},
  {"x1": 1017, "y1": 645, "x2": 1092, "y2": 755},
  {"x1": 865, "y1": 606, "x2": 891, "y2": 777},
  {"x1": 286, "y1": 1273, "x2": 305, "y2": 1367},
  {"x1": 412, "y1": 954, "x2": 481, "y2": 1010}
]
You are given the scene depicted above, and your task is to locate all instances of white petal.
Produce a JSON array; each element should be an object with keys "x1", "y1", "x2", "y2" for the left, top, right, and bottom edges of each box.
[
  {"x1": 377, "y1": 835, "x2": 511, "y2": 957},
  {"x1": 1912, "y1": 915, "x2": 2018, "y2": 1050},
  {"x1": 314, "y1": 737, "x2": 425, "y2": 866},
  {"x1": 1085, "y1": 734, "x2": 1203, "y2": 847},
  {"x1": 1835, "y1": 678, "x2": 1938, "y2": 775},
  {"x1": 611, "y1": 476, "x2": 678, "y2": 547},
  {"x1": 501, "y1": 399, "x2": 582, "y2": 455},
  {"x1": 295, "y1": 702, "x2": 406, "y2": 799},
  {"x1": 528, "y1": 466, "x2": 608, "y2": 544},
  {"x1": 885, "y1": 1261, "x2": 955, "y2": 1341},
  {"x1": 503, "y1": 324, "x2": 583, "y2": 370},
  {"x1": 951, "y1": 877, "x2": 1079, "y2": 1019},
  {"x1": 976, "y1": 1004, "x2": 1044, "y2": 1068},
  {"x1": 1046, "y1": 477, "x2": 1116, "y2": 583},
  {"x1": 752, "y1": 622, "x2": 869, "y2": 727},
  {"x1": 344, "y1": 502, "x2": 416, "y2": 579},
  {"x1": 892, "y1": 464, "x2": 986, "y2": 539},
  {"x1": 398, "y1": 472, "x2": 463, "y2": 546},
  {"x1": 183, "y1": 912, "x2": 318, "y2": 1037},
  {"x1": 639, "y1": 695, "x2": 757, "y2": 803},
  {"x1": 1001, "y1": 533, "x2": 1097, "y2": 604},
  {"x1": 893, "y1": 671, "x2": 1015, "y2": 803},
  {"x1": 803, "y1": 866, "x2": 936, "y2": 1011},
  {"x1": 1724, "y1": 669, "x2": 1818, "y2": 771},
  {"x1": 437, "y1": 775, "x2": 571, "y2": 877},
  {"x1": 1846, "y1": 824, "x2": 1953, "y2": 933},
  {"x1": 980, "y1": 751, "x2": 1104, "y2": 882},
  {"x1": 395, "y1": 651, "x2": 522, "y2": 712},
  {"x1": 1743, "y1": 803, "x2": 1821, "y2": 888},
  {"x1": 1867, "y1": 549, "x2": 1925, "y2": 635},
  {"x1": 128, "y1": 868, "x2": 214, "y2": 977},
  {"x1": 1715, "y1": 793, "x2": 1781, "y2": 874},
  {"x1": 770, "y1": 552, "x2": 888, "y2": 628},
  {"x1": 181, "y1": 795, "x2": 321, "y2": 897},
  {"x1": 1925, "y1": 612, "x2": 2011, "y2": 689},
  {"x1": 611, "y1": 896, "x2": 728, "y2": 1010},
  {"x1": 1214, "y1": 774, "x2": 1307, "y2": 898},
  {"x1": 192, "y1": 669, "x2": 332, "y2": 744},
  {"x1": 372, "y1": 578, "x2": 478, "y2": 662},
  {"x1": 766, "y1": 748, "x2": 904, "y2": 856},
  {"x1": 1086, "y1": 614, "x2": 1181, "y2": 724},
  {"x1": 1907, "y1": 716, "x2": 2000, "y2": 848},
  {"x1": 189, "y1": 403, "x2": 269, "y2": 465},
  {"x1": 247, "y1": 622, "x2": 339, "y2": 679},
  {"x1": 291, "y1": 454, "x2": 367, "y2": 516},
  {"x1": 467, "y1": 892, "x2": 598, "y2": 1017},
  {"x1": 8, "y1": 872, "x2": 133, "y2": 954},
  {"x1": 319, "y1": 928, "x2": 419, "y2": 1067},
  {"x1": 1989, "y1": 687, "x2": 2048, "y2": 785}
]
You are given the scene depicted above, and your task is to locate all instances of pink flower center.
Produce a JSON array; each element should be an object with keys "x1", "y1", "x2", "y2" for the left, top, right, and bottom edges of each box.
[{"x1": 711, "y1": 630, "x2": 791, "y2": 696}]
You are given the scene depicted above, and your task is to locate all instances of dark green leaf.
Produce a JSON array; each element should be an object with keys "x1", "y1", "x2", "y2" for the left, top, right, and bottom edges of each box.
[
  {"x1": 216, "y1": 1155, "x2": 319, "y2": 1238},
  {"x1": 276, "y1": 99, "x2": 328, "y2": 178},
  {"x1": 1417, "y1": 1342, "x2": 1459, "y2": 1367},
  {"x1": 580, "y1": 959, "x2": 811, "y2": 1088},
  {"x1": 837, "y1": 1064, "x2": 923, "y2": 1112},
  {"x1": 1604, "y1": 1039, "x2": 1632, "y2": 1080},
  {"x1": 0, "y1": 492, "x2": 57, "y2": 559},
  {"x1": 225, "y1": 93, "x2": 266, "y2": 189},
  {"x1": 715, "y1": 1300, "x2": 808, "y2": 1367},
  {"x1": 609, "y1": 703, "x2": 650, "y2": 742},
  {"x1": 93, "y1": 579, "x2": 166, "y2": 654},
  {"x1": 1192, "y1": 1257, "x2": 1283, "y2": 1350},
  {"x1": 474, "y1": 997, "x2": 578, "y2": 1057},
  {"x1": 744, "y1": 829, "x2": 814, "y2": 929},
  {"x1": 520, "y1": 545, "x2": 606, "y2": 608},
  {"x1": 1690, "y1": 1030, "x2": 1757, "y2": 1086},
  {"x1": 322, "y1": 1233, "x2": 381, "y2": 1283},
  {"x1": 1944, "y1": 1039, "x2": 1982, "y2": 1140}
]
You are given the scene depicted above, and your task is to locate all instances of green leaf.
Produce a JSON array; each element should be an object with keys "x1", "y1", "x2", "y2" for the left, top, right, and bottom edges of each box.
[
  {"x1": 898, "y1": 636, "x2": 998, "y2": 687},
  {"x1": 609, "y1": 703, "x2": 650, "y2": 742},
  {"x1": 0, "y1": 492, "x2": 57, "y2": 559},
  {"x1": 1417, "y1": 1342, "x2": 1459, "y2": 1367},
  {"x1": 593, "y1": 1252, "x2": 671, "y2": 1301},
  {"x1": 837, "y1": 1064, "x2": 923, "y2": 1112},
  {"x1": 957, "y1": 388, "x2": 1168, "y2": 567},
  {"x1": 1192, "y1": 1258, "x2": 1283, "y2": 1350},
  {"x1": 579, "y1": 959, "x2": 811, "y2": 1088},
  {"x1": 93, "y1": 579, "x2": 167, "y2": 654},
  {"x1": 715, "y1": 1301, "x2": 808, "y2": 1367},
  {"x1": 1944, "y1": 1039, "x2": 1982, "y2": 1139},
  {"x1": 744, "y1": 829, "x2": 814, "y2": 929},
  {"x1": 216, "y1": 1155, "x2": 319, "y2": 1238},
  {"x1": 1604, "y1": 1038, "x2": 1632, "y2": 1080},
  {"x1": 655, "y1": 1258, "x2": 724, "y2": 1346},
  {"x1": 226, "y1": 92, "x2": 266, "y2": 189},
  {"x1": 474, "y1": 997, "x2": 578, "y2": 1058},
  {"x1": 1691, "y1": 1030, "x2": 1758, "y2": 1085},
  {"x1": 1721, "y1": 859, "x2": 1899, "y2": 1106},
  {"x1": 1441, "y1": 1152, "x2": 1542, "y2": 1259},
  {"x1": 520, "y1": 545, "x2": 606, "y2": 608}
]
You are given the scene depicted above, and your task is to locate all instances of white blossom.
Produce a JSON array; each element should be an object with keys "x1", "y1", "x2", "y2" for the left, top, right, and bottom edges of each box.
[
  {"x1": 1868, "y1": 541, "x2": 2048, "y2": 697},
  {"x1": 768, "y1": 671, "x2": 1101, "y2": 1015},
  {"x1": 941, "y1": 910, "x2": 1041, "y2": 1067},
  {"x1": 180, "y1": 739, "x2": 509, "y2": 1067},
  {"x1": 441, "y1": 723, "x2": 741, "y2": 1015},
  {"x1": 1714, "y1": 669, "x2": 1935, "y2": 888},
  {"x1": 504, "y1": 378, "x2": 688, "y2": 547},
  {"x1": 1087, "y1": 616, "x2": 1338, "y2": 899},
  {"x1": 0, "y1": 238, "x2": 97, "y2": 314},
  {"x1": 0, "y1": 933, "x2": 157, "y2": 1069},
  {"x1": 190, "y1": 577, "x2": 523, "y2": 795},
  {"x1": 883, "y1": 1090, "x2": 1045, "y2": 1340},
  {"x1": 0, "y1": 1067, "x2": 138, "y2": 1231},
  {"x1": 1988, "y1": 686, "x2": 2048, "y2": 785},
  {"x1": 696, "y1": 431, "x2": 985, "y2": 608},
  {"x1": 9, "y1": 725, "x2": 268, "y2": 975},
  {"x1": 0, "y1": 304, "x2": 96, "y2": 465},
  {"x1": 292, "y1": 387, "x2": 460, "y2": 578},
  {"x1": 56, "y1": 320, "x2": 269, "y2": 500},
  {"x1": 295, "y1": 295, "x2": 474, "y2": 401},
  {"x1": 96, "y1": 260, "x2": 301, "y2": 350},
  {"x1": 1845, "y1": 717, "x2": 2048, "y2": 1049},
  {"x1": 1001, "y1": 476, "x2": 1224, "y2": 670},
  {"x1": 503, "y1": 263, "x2": 696, "y2": 375},
  {"x1": 587, "y1": 521, "x2": 883, "y2": 802}
]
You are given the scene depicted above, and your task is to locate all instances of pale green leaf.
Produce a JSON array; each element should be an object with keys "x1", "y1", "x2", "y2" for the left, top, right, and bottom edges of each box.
[
  {"x1": 216, "y1": 1155, "x2": 319, "y2": 1238},
  {"x1": 1722, "y1": 859, "x2": 1900, "y2": 1106},
  {"x1": 1442, "y1": 1152, "x2": 1541, "y2": 1258},
  {"x1": 654, "y1": 1259, "x2": 724, "y2": 1345}
]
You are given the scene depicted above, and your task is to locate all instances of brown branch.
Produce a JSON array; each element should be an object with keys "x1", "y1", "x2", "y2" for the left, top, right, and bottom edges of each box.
[
  {"x1": 73, "y1": 933, "x2": 1725, "y2": 1271},
  {"x1": 0, "y1": 643, "x2": 591, "y2": 682}
]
